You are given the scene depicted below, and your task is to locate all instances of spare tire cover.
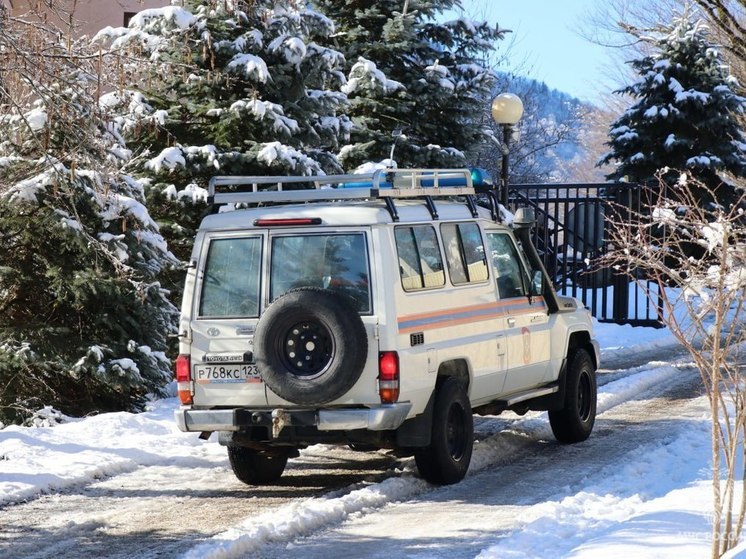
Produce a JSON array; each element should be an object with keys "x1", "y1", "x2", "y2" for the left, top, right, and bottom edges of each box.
[{"x1": 254, "y1": 287, "x2": 368, "y2": 406}]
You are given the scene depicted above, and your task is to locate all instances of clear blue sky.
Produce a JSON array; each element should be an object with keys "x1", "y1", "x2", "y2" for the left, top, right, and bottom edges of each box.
[{"x1": 466, "y1": 0, "x2": 612, "y2": 103}]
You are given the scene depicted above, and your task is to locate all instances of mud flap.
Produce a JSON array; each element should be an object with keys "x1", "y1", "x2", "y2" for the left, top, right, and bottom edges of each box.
[{"x1": 396, "y1": 391, "x2": 435, "y2": 447}]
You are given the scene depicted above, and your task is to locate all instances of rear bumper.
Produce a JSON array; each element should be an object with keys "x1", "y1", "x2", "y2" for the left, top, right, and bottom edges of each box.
[{"x1": 174, "y1": 403, "x2": 413, "y2": 434}]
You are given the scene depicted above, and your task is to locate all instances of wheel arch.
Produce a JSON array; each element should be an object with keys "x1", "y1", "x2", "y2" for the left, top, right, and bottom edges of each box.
[
  {"x1": 436, "y1": 358, "x2": 470, "y2": 392},
  {"x1": 394, "y1": 358, "x2": 471, "y2": 449},
  {"x1": 566, "y1": 330, "x2": 599, "y2": 370},
  {"x1": 529, "y1": 329, "x2": 597, "y2": 413}
]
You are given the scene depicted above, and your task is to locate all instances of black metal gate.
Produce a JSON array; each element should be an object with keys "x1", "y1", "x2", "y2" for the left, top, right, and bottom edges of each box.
[{"x1": 509, "y1": 182, "x2": 663, "y2": 327}]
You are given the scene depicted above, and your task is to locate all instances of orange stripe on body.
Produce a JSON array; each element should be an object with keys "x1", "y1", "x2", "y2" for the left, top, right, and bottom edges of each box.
[{"x1": 398, "y1": 297, "x2": 546, "y2": 333}]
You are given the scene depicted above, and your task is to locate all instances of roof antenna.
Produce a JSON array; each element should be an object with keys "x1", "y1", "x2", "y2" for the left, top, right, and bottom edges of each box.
[
  {"x1": 388, "y1": 128, "x2": 405, "y2": 168},
  {"x1": 386, "y1": 128, "x2": 405, "y2": 185}
]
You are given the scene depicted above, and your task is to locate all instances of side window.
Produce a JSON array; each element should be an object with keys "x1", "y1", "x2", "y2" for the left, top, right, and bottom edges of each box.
[
  {"x1": 440, "y1": 222, "x2": 489, "y2": 285},
  {"x1": 394, "y1": 226, "x2": 445, "y2": 291},
  {"x1": 199, "y1": 237, "x2": 262, "y2": 317},
  {"x1": 486, "y1": 232, "x2": 528, "y2": 298}
]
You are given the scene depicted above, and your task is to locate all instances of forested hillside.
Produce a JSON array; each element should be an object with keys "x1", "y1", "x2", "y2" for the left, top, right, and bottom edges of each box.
[{"x1": 479, "y1": 73, "x2": 608, "y2": 184}]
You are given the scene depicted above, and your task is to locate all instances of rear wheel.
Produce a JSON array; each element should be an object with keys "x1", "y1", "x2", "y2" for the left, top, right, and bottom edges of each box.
[
  {"x1": 227, "y1": 446, "x2": 288, "y2": 485},
  {"x1": 549, "y1": 348, "x2": 597, "y2": 443},
  {"x1": 414, "y1": 377, "x2": 473, "y2": 485}
]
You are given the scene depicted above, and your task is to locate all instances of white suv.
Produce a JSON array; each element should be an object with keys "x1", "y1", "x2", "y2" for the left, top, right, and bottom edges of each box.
[{"x1": 174, "y1": 168, "x2": 600, "y2": 485}]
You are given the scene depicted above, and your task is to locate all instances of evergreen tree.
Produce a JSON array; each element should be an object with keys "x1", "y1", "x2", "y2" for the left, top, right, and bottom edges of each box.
[
  {"x1": 94, "y1": 0, "x2": 351, "y2": 295},
  {"x1": 0, "y1": 15, "x2": 178, "y2": 423},
  {"x1": 313, "y1": 0, "x2": 505, "y2": 169},
  {"x1": 600, "y1": 13, "x2": 746, "y2": 205}
]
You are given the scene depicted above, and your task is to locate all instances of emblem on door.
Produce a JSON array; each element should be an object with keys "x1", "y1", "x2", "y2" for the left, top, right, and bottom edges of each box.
[
  {"x1": 207, "y1": 327, "x2": 220, "y2": 337},
  {"x1": 521, "y1": 327, "x2": 531, "y2": 364}
]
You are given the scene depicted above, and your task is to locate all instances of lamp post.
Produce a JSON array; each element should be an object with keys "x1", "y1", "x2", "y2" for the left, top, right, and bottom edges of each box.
[{"x1": 490, "y1": 93, "x2": 524, "y2": 208}]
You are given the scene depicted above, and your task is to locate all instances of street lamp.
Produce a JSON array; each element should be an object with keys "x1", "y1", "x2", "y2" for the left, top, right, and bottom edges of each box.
[{"x1": 490, "y1": 93, "x2": 524, "y2": 208}]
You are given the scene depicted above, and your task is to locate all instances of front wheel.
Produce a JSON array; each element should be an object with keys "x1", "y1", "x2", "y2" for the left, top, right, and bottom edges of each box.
[
  {"x1": 227, "y1": 446, "x2": 288, "y2": 485},
  {"x1": 414, "y1": 377, "x2": 473, "y2": 485},
  {"x1": 549, "y1": 348, "x2": 597, "y2": 443}
]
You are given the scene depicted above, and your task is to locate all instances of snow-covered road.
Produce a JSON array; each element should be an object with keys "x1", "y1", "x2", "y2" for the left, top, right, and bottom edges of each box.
[
  {"x1": 1, "y1": 334, "x2": 718, "y2": 559},
  {"x1": 189, "y1": 355, "x2": 705, "y2": 559}
]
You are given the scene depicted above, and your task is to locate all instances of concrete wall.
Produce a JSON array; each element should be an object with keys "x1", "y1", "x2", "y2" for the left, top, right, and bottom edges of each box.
[{"x1": 7, "y1": 0, "x2": 171, "y2": 37}]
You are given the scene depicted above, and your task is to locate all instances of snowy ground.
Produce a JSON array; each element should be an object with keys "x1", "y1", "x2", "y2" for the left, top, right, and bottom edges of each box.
[{"x1": 1, "y1": 320, "x2": 744, "y2": 558}]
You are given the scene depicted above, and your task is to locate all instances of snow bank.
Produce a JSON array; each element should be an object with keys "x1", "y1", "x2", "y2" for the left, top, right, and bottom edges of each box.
[
  {"x1": 182, "y1": 476, "x2": 427, "y2": 559},
  {"x1": 0, "y1": 400, "x2": 213, "y2": 505},
  {"x1": 476, "y1": 419, "x2": 713, "y2": 559}
]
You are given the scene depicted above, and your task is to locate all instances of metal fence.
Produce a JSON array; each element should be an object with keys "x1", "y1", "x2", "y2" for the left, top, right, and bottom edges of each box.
[{"x1": 509, "y1": 182, "x2": 664, "y2": 327}]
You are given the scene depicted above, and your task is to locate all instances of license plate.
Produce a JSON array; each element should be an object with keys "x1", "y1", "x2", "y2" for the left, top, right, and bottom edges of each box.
[{"x1": 194, "y1": 363, "x2": 261, "y2": 384}]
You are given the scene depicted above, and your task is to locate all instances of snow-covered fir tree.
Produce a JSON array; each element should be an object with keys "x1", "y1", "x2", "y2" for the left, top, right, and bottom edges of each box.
[
  {"x1": 312, "y1": 0, "x2": 505, "y2": 169},
  {"x1": 0, "y1": 12, "x2": 179, "y2": 424},
  {"x1": 600, "y1": 13, "x2": 746, "y2": 205},
  {"x1": 94, "y1": 0, "x2": 351, "y2": 291}
]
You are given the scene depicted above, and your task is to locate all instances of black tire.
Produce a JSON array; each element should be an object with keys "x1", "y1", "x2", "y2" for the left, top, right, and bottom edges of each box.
[
  {"x1": 549, "y1": 348, "x2": 597, "y2": 443},
  {"x1": 254, "y1": 287, "x2": 368, "y2": 406},
  {"x1": 227, "y1": 446, "x2": 288, "y2": 485},
  {"x1": 414, "y1": 377, "x2": 473, "y2": 485}
]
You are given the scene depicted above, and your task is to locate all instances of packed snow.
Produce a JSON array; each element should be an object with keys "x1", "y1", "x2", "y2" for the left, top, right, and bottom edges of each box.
[{"x1": 2, "y1": 319, "x2": 741, "y2": 558}]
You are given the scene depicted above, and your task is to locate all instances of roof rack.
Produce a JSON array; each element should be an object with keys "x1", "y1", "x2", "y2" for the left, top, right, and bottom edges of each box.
[{"x1": 207, "y1": 168, "x2": 481, "y2": 221}]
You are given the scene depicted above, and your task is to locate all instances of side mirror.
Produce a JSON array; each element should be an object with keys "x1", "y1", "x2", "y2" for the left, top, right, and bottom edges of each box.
[{"x1": 530, "y1": 269, "x2": 543, "y2": 296}]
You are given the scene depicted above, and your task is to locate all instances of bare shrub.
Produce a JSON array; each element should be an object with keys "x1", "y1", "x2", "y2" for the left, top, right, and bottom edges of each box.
[{"x1": 604, "y1": 171, "x2": 746, "y2": 558}]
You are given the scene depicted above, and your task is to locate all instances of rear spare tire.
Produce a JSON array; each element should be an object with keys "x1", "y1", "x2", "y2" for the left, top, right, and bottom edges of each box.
[{"x1": 254, "y1": 287, "x2": 368, "y2": 406}]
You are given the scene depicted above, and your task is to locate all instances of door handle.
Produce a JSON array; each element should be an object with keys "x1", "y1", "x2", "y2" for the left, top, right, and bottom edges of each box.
[{"x1": 507, "y1": 317, "x2": 516, "y2": 327}]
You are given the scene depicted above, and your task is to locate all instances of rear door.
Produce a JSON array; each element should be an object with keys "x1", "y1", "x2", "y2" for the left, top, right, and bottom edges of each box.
[
  {"x1": 190, "y1": 233, "x2": 266, "y2": 406},
  {"x1": 485, "y1": 231, "x2": 551, "y2": 393},
  {"x1": 264, "y1": 230, "x2": 378, "y2": 406}
]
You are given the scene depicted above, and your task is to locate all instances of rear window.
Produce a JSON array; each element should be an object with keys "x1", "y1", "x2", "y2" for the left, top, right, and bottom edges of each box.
[
  {"x1": 199, "y1": 236, "x2": 262, "y2": 317},
  {"x1": 270, "y1": 233, "x2": 371, "y2": 313}
]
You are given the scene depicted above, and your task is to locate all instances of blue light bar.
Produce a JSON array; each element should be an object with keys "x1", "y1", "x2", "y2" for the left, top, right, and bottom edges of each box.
[
  {"x1": 470, "y1": 168, "x2": 493, "y2": 187},
  {"x1": 420, "y1": 176, "x2": 469, "y2": 187},
  {"x1": 337, "y1": 168, "x2": 491, "y2": 189},
  {"x1": 340, "y1": 180, "x2": 392, "y2": 189}
]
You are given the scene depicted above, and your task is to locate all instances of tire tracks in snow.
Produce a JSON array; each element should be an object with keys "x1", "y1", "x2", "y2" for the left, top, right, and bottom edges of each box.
[
  {"x1": 0, "y1": 346, "x2": 699, "y2": 559},
  {"x1": 182, "y1": 353, "x2": 702, "y2": 559}
]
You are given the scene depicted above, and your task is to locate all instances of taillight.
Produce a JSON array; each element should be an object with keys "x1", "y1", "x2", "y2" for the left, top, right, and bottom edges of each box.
[
  {"x1": 175, "y1": 354, "x2": 193, "y2": 405},
  {"x1": 378, "y1": 351, "x2": 400, "y2": 403}
]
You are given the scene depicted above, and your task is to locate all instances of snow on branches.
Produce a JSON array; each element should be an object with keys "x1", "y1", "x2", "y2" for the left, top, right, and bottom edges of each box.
[{"x1": 0, "y1": 5, "x2": 178, "y2": 424}]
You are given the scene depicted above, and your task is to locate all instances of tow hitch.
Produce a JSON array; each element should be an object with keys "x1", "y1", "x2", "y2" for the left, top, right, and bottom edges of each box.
[{"x1": 271, "y1": 409, "x2": 290, "y2": 438}]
